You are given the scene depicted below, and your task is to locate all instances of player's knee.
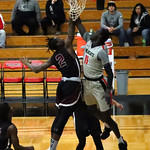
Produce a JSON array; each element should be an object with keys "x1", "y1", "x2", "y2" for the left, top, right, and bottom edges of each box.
[{"x1": 51, "y1": 126, "x2": 63, "y2": 136}]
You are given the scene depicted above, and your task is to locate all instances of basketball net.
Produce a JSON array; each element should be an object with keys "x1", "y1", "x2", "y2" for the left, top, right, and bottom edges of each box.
[{"x1": 66, "y1": 0, "x2": 87, "y2": 21}]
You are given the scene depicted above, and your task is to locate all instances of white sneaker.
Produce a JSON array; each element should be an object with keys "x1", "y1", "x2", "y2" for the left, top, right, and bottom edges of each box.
[
  {"x1": 124, "y1": 42, "x2": 129, "y2": 47},
  {"x1": 46, "y1": 147, "x2": 50, "y2": 150}
]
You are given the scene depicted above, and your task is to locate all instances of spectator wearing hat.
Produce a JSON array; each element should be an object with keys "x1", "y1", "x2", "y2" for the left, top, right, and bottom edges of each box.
[{"x1": 100, "y1": 1, "x2": 126, "y2": 46}]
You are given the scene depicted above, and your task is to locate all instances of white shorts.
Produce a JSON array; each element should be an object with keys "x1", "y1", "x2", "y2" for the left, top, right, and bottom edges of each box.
[{"x1": 83, "y1": 79, "x2": 110, "y2": 112}]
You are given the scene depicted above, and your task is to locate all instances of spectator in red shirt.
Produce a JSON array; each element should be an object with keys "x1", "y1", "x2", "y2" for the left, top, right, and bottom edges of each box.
[{"x1": 0, "y1": 13, "x2": 6, "y2": 48}]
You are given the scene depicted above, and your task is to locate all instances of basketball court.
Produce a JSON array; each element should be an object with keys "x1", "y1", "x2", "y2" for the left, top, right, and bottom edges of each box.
[{"x1": 0, "y1": 0, "x2": 150, "y2": 150}]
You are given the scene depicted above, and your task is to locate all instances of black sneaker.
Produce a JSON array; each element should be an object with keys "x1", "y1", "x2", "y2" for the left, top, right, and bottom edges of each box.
[
  {"x1": 118, "y1": 139, "x2": 127, "y2": 150},
  {"x1": 100, "y1": 126, "x2": 112, "y2": 140}
]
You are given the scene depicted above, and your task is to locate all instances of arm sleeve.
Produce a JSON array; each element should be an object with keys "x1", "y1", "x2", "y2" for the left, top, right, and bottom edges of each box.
[
  {"x1": 139, "y1": 14, "x2": 150, "y2": 30},
  {"x1": 97, "y1": 49, "x2": 109, "y2": 65},
  {"x1": 11, "y1": 0, "x2": 19, "y2": 21},
  {"x1": 116, "y1": 12, "x2": 124, "y2": 30},
  {"x1": 35, "y1": 0, "x2": 41, "y2": 24},
  {"x1": 104, "y1": 63, "x2": 113, "y2": 89},
  {"x1": 83, "y1": 31, "x2": 91, "y2": 42},
  {"x1": 98, "y1": 50, "x2": 113, "y2": 89},
  {"x1": 101, "y1": 12, "x2": 107, "y2": 29}
]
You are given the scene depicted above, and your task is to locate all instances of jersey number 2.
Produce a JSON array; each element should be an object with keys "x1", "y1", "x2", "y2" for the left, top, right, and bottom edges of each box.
[{"x1": 55, "y1": 54, "x2": 67, "y2": 68}]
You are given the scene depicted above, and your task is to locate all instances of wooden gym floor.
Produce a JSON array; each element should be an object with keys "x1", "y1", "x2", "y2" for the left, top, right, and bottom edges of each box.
[
  {"x1": 7, "y1": 78, "x2": 150, "y2": 149},
  {"x1": 12, "y1": 115, "x2": 150, "y2": 150}
]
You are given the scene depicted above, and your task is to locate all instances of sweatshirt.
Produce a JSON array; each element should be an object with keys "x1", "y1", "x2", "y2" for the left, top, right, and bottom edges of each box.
[
  {"x1": 101, "y1": 10, "x2": 124, "y2": 30},
  {"x1": 11, "y1": 0, "x2": 41, "y2": 23},
  {"x1": 0, "y1": 13, "x2": 5, "y2": 30}
]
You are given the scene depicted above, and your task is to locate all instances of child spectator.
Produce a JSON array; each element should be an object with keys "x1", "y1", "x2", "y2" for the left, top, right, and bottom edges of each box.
[
  {"x1": 0, "y1": 13, "x2": 6, "y2": 48},
  {"x1": 126, "y1": 3, "x2": 150, "y2": 46},
  {"x1": 41, "y1": 0, "x2": 66, "y2": 35}
]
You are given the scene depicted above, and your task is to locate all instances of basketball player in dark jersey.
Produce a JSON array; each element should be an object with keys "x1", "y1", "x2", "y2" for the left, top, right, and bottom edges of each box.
[
  {"x1": 0, "y1": 102, "x2": 34, "y2": 150},
  {"x1": 20, "y1": 17, "x2": 82, "y2": 150}
]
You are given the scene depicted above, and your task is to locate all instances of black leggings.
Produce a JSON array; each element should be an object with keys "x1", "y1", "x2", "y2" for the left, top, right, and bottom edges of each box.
[
  {"x1": 87, "y1": 105, "x2": 121, "y2": 138},
  {"x1": 51, "y1": 101, "x2": 80, "y2": 136},
  {"x1": 75, "y1": 102, "x2": 103, "y2": 150}
]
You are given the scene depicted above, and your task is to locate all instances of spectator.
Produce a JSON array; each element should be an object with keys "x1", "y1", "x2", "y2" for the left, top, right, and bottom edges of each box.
[
  {"x1": 41, "y1": 0, "x2": 66, "y2": 35},
  {"x1": 0, "y1": 102, "x2": 34, "y2": 150},
  {"x1": 126, "y1": 3, "x2": 150, "y2": 46},
  {"x1": 101, "y1": 1, "x2": 126, "y2": 46},
  {"x1": 0, "y1": 13, "x2": 6, "y2": 48},
  {"x1": 11, "y1": 0, "x2": 41, "y2": 35}
]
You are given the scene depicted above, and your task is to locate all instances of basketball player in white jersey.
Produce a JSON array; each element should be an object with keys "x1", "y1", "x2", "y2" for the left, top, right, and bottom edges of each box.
[{"x1": 75, "y1": 17, "x2": 127, "y2": 150}]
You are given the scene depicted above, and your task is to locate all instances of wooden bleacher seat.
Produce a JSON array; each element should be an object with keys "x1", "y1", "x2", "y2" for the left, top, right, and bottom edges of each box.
[
  {"x1": 0, "y1": 0, "x2": 149, "y2": 11},
  {"x1": 5, "y1": 34, "x2": 143, "y2": 48},
  {"x1": 1, "y1": 0, "x2": 149, "y2": 46},
  {"x1": 0, "y1": 46, "x2": 149, "y2": 77}
]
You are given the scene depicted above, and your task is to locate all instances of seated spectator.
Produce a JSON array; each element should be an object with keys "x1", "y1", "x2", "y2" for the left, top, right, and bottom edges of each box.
[
  {"x1": 11, "y1": 0, "x2": 41, "y2": 35},
  {"x1": 126, "y1": 3, "x2": 150, "y2": 46},
  {"x1": 0, "y1": 102, "x2": 34, "y2": 150},
  {"x1": 41, "y1": 0, "x2": 66, "y2": 35},
  {"x1": 101, "y1": 1, "x2": 126, "y2": 46},
  {"x1": 0, "y1": 13, "x2": 6, "y2": 48}
]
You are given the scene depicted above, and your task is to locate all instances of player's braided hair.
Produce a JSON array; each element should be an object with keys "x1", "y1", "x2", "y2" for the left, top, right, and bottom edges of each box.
[{"x1": 46, "y1": 37, "x2": 58, "y2": 53}]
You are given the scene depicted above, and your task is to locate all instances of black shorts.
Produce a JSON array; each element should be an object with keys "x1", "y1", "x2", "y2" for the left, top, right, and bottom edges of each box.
[
  {"x1": 51, "y1": 100, "x2": 81, "y2": 136},
  {"x1": 56, "y1": 81, "x2": 82, "y2": 107}
]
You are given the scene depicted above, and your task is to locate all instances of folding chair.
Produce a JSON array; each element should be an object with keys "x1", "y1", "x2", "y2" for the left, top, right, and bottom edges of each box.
[
  {"x1": 1, "y1": 60, "x2": 25, "y2": 102},
  {"x1": 23, "y1": 60, "x2": 46, "y2": 115},
  {"x1": 45, "y1": 65, "x2": 62, "y2": 100},
  {"x1": 0, "y1": 63, "x2": 2, "y2": 101}
]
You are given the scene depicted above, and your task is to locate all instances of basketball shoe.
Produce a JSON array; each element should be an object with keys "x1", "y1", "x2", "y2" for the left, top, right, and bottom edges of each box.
[
  {"x1": 100, "y1": 126, "x2": 112, "y2": 140},
  {"x1": 118, "y1": 139, "x2": 128, "y2": 150}
]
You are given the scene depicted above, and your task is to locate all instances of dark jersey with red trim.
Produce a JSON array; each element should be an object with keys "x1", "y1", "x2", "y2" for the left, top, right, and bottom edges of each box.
[
  {"x1": 0, "y1": 122, "x2": 12, "y2": 150},
  {"x1": 51, "y1": 48, "x2": 81, "y2": 78}
]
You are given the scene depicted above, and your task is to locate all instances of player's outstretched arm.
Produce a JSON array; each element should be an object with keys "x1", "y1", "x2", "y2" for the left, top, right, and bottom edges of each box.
[
  {"x1": 8, "y1": 124, "x2": 34, "y2": 150},
  {"x1": 20, "y1": 57, "x2": 52, "y2": 73},
  {"x1": 75, "y1": 17, "x2": 86, "y2": 37},
  {"x1": 65, "y1": 17, "x2": 75, "y2": 50}
]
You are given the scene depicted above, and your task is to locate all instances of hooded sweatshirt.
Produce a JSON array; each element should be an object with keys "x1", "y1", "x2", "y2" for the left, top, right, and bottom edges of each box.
[
  {"x1": 129, "y1": 11, "x2": 150, "y2": 31},
  {"x1": 11, "y1": 0, "x2": 41, "y2": 23}
]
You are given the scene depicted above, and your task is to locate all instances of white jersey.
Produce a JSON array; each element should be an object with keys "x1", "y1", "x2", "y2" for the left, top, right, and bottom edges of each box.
[{"x1": 83, "y1": 32, "x2": 109, "y2": 79}]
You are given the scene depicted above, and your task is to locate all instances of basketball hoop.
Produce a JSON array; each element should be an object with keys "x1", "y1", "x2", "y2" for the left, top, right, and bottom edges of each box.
[{"x1": 66, "y1": 0, "x2": 87, "y2": 21}]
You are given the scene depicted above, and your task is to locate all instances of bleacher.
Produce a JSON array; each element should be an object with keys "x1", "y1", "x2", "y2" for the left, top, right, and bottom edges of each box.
[{"x1": 0, "y1": 0, "x2": 150, "y2": 116}]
